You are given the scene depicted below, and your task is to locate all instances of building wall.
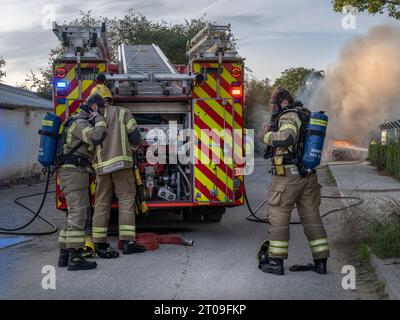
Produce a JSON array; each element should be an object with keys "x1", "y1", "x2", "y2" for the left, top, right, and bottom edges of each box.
[{"x1": 0, "y1": 107, "x2": 48, "y2": 181}]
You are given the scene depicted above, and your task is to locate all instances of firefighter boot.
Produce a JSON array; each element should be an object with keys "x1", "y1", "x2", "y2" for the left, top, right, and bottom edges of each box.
[
  {"x1": 261, "y1": 258, "x2": 284, "y2": 276},
  {"x1": 67, "y1": 249, "x2": 97, "y2": 271},
  {"x1": 58, "y1": 248, "x2": 69, "y2": 268},
  {"x1": 95, "y1": 243, "x2": 120, "y2": 259},
  {"x1": 312, "y1": 258, "x2": 328, "y2": 274},
  {"x1": 122, "y1": 240, "x2": 146, "y2": 255}
]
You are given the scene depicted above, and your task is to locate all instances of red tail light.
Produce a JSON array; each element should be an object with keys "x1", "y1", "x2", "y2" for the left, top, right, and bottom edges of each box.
[{"x1": 231, "y1": 87, "x2": 242, "y2": 97}]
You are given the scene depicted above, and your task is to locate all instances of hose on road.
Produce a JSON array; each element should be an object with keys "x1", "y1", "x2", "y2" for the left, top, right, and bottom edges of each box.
[
  {"x1": 244, "y1": 162, "x2": 365, "y2": 224},
  {"x1": 0, "y1": 170, "x2": 58, "y2": 236},
  {"x1": 244, "y1": 186, "x2": 364, "y2": 224}
]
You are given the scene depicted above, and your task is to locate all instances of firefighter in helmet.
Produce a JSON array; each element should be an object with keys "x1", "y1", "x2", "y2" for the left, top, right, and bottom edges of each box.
[
  {"x1": 90, "y1": 78, "x2": 146, "y2": 258},
  {"x1": 259, "y1": 86, "x2": 329, "y2": 276},
  {"x1": 57, "y1": 93, "x2": 108, "y2": 271}
]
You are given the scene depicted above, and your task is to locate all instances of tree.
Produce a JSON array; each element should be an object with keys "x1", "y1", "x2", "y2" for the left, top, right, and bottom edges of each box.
[
  {"x1": 245, "y1": 78, "x2": 273, "y2": 154},
  {"x1": 332, "y1": 0, "x2": 400, "y2": 20},
  {"x1": 17, "y1": 49, "x2": 60, "y2": 100},
  {"x1": 68, "y1": 10, "x2": 207, "y2": 64},
  {"x1": 23, "y1": 11, "x2": 207, "y2": 99},
  {"x1": 274, "y1": 67, "x2": 315, "y2": 97},
  {"x1": 0, "y1": 57, "x2": 6, "y2": 81},
  {"x1": 18, "y1": 68, "x2": 53, "y2": 100}
]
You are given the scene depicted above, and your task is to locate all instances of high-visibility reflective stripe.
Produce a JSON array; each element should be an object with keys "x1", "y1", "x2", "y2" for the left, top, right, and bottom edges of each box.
[
  {"x1": 263, "y1": 132, "x2": 273, "y2": 145},
  {"x1": 66, "y1": 230, "x2": 85, "y2": 237},
  {"x1": 96, "y1": 144, "x2": 102, "y2": 166},
  {"x1": 119, "y1": 109, "x2": 127, "y2": 157},
  {"x1": 96, "y1": 121, "x2": 107, "y2": 128},
  {"x1": 93, "y1": 227, "x2": 108, "y2": 233},
  {"x1": 42, "y1": 120, "x2": 53, "y2": 126},
  {"x1": 126, "y1": 119, "x2": 137, "y2": 131},
  {"x1": 119, "y1": 230, "x2": 136, "y2": 236},
  {"x1": 119, "y1": 225, "x2": 135, "y2": 231},
  {"x1": 93, "y1": 233, "x2": 107, "y2": 239},
  {"x1": 269, "y1": 240, "x2": 289, "y2": 248},
  {"x1": 269, "y1": 246, "x2": 288, "y2": 255},
  {"x1": 82, "y1": 127, "x2": 92, "y2": 143},
  {"x1": 309, "y1": 238, "x2": 328, "y2": 247},
  {"x1": 58, "y1": 231, "x2": 66, "y2": 243},
  {"x1": 60, "y1": 164, "x2": 77, "y2": 170},
  {"x1": 66, "y1": 237, "x2": 85, "y2": 244},
  {"x1": 279, "y1": 124, "x2": 297, "y2": 134},
  {"x1": 310, "y1": 119, "x2": 327, "y2": 127},
  {"x1": 66, "y1": 122, "x2": 76, "y2": 145},
  {"x1": 311, "y1": 245, "x2": 329, "y2": 253},
  {"x1": 92, "y1": 156, "x2": 133, "y2": 170}
]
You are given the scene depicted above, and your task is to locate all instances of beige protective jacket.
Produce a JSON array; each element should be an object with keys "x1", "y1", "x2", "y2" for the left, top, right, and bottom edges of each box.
[
  {"x1": 93, "y1": 105, "x2": 139, "y2": 175},
  {"x1": 262, "y1": 110, "x2": 302, "y2": 157},
  {"x1": 62, "y1": 109, "x2": 108, "y2": 166}
]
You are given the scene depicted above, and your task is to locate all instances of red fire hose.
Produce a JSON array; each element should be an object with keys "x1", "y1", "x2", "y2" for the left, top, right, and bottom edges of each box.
[{"x1": 118, "y1": 233, "x2": 195, "y2": 251}]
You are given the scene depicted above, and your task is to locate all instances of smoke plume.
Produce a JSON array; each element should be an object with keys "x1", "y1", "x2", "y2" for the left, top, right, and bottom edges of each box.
[{"x1": 309, "y1": 25, "x2": 400, "y2": 147}]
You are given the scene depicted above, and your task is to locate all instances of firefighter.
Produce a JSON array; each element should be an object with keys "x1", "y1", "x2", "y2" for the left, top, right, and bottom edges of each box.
[
  {"x1": 57, "y1": 93, "x2": 108, "y2": 271},
  {"x1": 91, "y1": 84, "x2": 146, "y2": 258},
  {"x1": 259, "y1": 86, "x2": 329, "y2": 276}
]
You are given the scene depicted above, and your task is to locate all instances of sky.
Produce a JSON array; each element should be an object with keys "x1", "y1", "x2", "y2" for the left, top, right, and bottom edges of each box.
[{"x1": 0, "y1": 0, "x2": 396, "y2": 86}]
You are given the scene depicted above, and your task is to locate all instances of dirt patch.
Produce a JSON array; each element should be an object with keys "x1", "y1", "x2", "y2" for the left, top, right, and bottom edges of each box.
[{"x1": 0, "y1": 174, "x2": 48, "y2": 190}]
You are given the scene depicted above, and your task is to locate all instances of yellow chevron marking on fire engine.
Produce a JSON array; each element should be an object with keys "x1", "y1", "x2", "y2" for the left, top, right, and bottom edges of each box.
[
  {"x1": 194, "y1": 144, "x2": 233, "y2": 190},
  {"x1": 194, "y1": 187, "x2": 208, "y2": 203},
  {"x1": 194, "y1": 166, "x2": 226, "y2": 202},
  {"x1": 205, "y1": 72, "x2": 231, "y2": 99},
  {"x1": 66, "y1": 66, "x2": 76, "y2": 83},
  {"x1": 193, "y1": 118, "x2": 234, "y2": 157},
  {"x1": 193, "y1": 128, "x2": 234, "y2": 202},
  {"x1": 67, "y1": 79, "x2": 94, "y2": 100},
  {"x1": 194, "y1": 123, "x2": 233, "y2": 165},
  {"x1": 222, "y1": 66, "x2": 237, "y2": 84},
  {"x1": 193, "y1": 89, "x2": 234, "y2": 132}
]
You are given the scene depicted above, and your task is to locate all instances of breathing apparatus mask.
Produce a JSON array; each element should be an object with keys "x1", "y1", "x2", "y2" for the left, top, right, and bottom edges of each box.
[
  {"x1": 270, "y1": 88, "x2": 294, "y2": 121},
  {"x1": 86, "y1": 93, "x2": 106, "y2": 116}
]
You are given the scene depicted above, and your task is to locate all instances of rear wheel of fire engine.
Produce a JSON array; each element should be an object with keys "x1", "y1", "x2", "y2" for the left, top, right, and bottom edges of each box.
[
  {"x1": 182, "y1": 209, "x2": 203, "y2": 223},
  {"x1": 203, "y1": 207, "x2": 225, "y2": 223}
]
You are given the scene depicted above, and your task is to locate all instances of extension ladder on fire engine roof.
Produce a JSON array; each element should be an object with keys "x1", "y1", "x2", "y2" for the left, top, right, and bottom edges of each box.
[
  {"x1": 186, "y1": 23, "x2": 237, "y2": 61},
  {"x1": 119, "y1": 44, "x2": 176, "y2": 75}
]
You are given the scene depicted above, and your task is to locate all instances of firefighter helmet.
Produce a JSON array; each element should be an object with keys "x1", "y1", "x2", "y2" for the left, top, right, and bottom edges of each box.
[
  {"x1": 96, "y1": 73, "x2": 107, "y2": 83},
  {"x1": 90, "y1": 84, "x2": 113, "y2": 103}
]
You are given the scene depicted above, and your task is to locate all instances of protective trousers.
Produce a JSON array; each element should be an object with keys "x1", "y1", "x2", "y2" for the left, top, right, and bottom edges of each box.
[
  {"x1": 92, "y1": 168, "x2": 136, "y2": 242},
  {"x1": 58, "y1": 169, "x2": 90, "y2": 249},
  {"x1": 267, "y1": 172, "x2": 329, "y2": 260}
]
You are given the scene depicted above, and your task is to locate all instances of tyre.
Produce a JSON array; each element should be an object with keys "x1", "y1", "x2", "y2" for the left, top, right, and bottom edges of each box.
[
  {"x1": 182, "y1": 208, "x2": 203, "y2": 223},
  {"x1": 203, "y1": 207, "x2": 225, "y2": 223}
]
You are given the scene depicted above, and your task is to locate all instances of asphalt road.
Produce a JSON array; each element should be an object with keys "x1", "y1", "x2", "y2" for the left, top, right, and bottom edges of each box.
[{"x1": 0, "y1": 160, "x2": 363, "y2": 300}]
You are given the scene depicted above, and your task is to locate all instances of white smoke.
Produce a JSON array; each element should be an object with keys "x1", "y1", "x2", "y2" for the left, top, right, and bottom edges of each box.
[{"x1": 307, "y1": 25, "x2": 400, "y2": 147}]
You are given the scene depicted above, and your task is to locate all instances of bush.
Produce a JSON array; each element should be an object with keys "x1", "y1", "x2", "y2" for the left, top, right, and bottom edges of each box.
[
  {"x1": 367, "y1": 217, "x2": 400, "y2": 259},
  {"x1": 369, "y1": 143, "x2": 400, "y2": 178}
]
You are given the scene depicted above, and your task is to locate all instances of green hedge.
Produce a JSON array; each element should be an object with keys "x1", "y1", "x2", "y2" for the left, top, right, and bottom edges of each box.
[{"x1": 369, "y1": 143, "x2": 400, "y2": 178}]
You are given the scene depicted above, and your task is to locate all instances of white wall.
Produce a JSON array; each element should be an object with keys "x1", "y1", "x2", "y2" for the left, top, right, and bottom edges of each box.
[{"x1": 0, "y1": 107, "x2": 48, "y2": 181}]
